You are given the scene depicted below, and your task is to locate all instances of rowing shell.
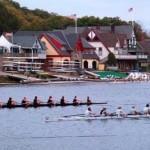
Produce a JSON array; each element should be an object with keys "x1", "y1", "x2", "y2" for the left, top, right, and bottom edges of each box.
[
  {"x1": 45, "y1": 115, "x2": 150, "y2": 122},
  {"x1": 0, "y1": 102, "x2": 107, "y2": 109}
]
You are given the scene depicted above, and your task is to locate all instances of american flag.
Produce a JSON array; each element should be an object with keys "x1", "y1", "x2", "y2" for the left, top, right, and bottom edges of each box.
[
  {"x1": 128, "y1": 7, "x2": 133, "y2": 12},
  {"x1": 69, "y1": 14, "x2": 77, "y2": 20}
]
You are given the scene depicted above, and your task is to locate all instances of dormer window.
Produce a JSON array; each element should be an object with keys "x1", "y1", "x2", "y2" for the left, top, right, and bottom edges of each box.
[{"x1": 88, "y1": 31, "x2": 96, "y2": 40}]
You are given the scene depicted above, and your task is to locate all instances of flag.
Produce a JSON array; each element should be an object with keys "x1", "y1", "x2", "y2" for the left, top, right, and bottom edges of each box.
[
  {"x1": 69, "y1": 14, "x2": 77, "y2": 20},
  {"x1": 5, "y1": 32, "x2": 13, "y2": 36},
  {"x1": 128, "y1": 7, "x2": 133, "y2": 12}
]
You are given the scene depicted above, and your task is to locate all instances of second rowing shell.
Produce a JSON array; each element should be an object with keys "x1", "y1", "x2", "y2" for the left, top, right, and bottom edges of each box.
[{"x1": 45, "y1": 115, "x2": 150, "y2": 122}]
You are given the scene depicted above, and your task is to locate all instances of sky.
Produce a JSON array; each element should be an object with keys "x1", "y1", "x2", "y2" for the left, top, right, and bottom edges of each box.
[{"x1": 14, "y1": 0, "x2": 150, "y2": 32}]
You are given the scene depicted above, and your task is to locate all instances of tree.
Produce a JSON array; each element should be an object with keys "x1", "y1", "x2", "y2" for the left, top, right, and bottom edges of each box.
[
  {"x1": 107, "y1": 52, "x2": 116, "y2": 66},
  {"x1": 0, "y1": 3, "x2": 20, "y2": 33}
]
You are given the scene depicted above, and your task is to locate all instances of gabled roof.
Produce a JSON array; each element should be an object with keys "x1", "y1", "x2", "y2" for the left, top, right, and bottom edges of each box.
[
  {"x1": 65, "y1": 33, "x2": 78, "y2": 50},
  {"x1": 13, "y1": 36, "x2": 37, "y2": 48},
  {"x1": 14, "y1": 31, "x2": 51, "y2": 36},
  {"x1": 64, "y1": 25, "x2": 133, "y2": 39},
  {"x1": 115, "y1": 25, "x2": 133, "y2": 39},
  {"x1": 81, "y1": 38, "x2": 95, "y2": 49},
  {"x1": 65, "y1": 33, "x2": 95, "y2": 51},
  {"x1": 50, "y1": 34, "x2": 66, "y2": 45},
  {"x1": 42, "y1": 33, "x2": 70, "y2": 56},
  {"x1": 98, "y1": 33, "x2": 119, "y2": 47},
  {"x1": 0, "y1": 35, "x2": 14, "y2": 49},
  {"x1": 64, "y1": 27, "x2": 88, "y2": 34},
  {"x1": 137, "y1": 40, "x2": 150, "y2": 52}
]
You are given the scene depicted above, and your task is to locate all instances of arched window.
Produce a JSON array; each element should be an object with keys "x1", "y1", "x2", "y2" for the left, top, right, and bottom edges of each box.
[
  {"x1": 92, "y1": 61, "x2": 97, "y2": 70},
  {"x1": 84, "y1": 61, "x2": 88, "y2": 69}
]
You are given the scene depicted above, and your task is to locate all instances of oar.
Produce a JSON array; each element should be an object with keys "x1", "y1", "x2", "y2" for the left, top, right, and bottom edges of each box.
[{"x1": 63, "y1": 114, "x2": 85, "y2": 117}]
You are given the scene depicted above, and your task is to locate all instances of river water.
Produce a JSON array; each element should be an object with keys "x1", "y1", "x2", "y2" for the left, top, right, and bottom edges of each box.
[{"x1": 0, "y1": 81, "x2": 150, "y2": 150}]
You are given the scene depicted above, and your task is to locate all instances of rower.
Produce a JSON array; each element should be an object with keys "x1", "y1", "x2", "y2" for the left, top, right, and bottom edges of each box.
[
  {"x1": 22, "y1": 97, "x2": 31, "y2": 106},
  {"x1": 7, "y1": 97, "x2": 17, "y2": 107},
  {"x1": 60, "y1": 96, "x2": 68, "y2": 106},
  {"x1": 128, "y1": 106, "x2": 140, "y2": 115},
  {"x1": 87, "y1": 96, "x2": 92, "y2": 105},
  {"x1": 143, "y1": 104, "x2": 150, "y2": 115},
  {"x1": 73, "y1": 96, "x2": 81, "y2": 105},
  {"x1": 115, "y1": 106, "x2": 125, "y2": 117},
  {"x1": 47, "y1": 96, "x2": 57, "y2": 105},
  {"x1": 33, "y1": 96, "x2": 43, "y2": 106},
  {"x1": 84, "y1": 107, "x2": 96, "y2": 117},
  {"x1": 0, "y1": 99, "x2": 4, "y2": 107},
  {"x1": 100, "y1": 107, "x2": 109, "y2": 116}
]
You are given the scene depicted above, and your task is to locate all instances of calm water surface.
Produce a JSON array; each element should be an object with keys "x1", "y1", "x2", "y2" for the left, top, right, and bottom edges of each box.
[{"x1": 0, "y1": 81, "x2": 150, "y2": 150}]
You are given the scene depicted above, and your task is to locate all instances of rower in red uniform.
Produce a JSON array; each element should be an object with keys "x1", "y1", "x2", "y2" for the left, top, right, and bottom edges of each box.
[
  {"x1": 73, "y1": 96, "x2": 81, "y2": 105},
  {"x1": 22, "y1": 97, "x2": 31, "y2": 106},
  {"x1": 33, "y1": 96, "x2": 43, "y2": 106},
  {"x1": 7, "y1": 97, "x2": 17, "y2": 107},
  {"x1": 60, "y1": 96, "x2": 68, "y2": 106},
  {"x1": 47, "y1": 96, "x2": 57, "y2": 105},
  {"x1": 87, "y1": 96, "x2": 92, "y2": 105}
]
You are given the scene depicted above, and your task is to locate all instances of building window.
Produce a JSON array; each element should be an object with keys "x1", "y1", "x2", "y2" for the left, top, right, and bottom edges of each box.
[{"x1": 98, "y1": 48, "x2": 102, "y2": 55}]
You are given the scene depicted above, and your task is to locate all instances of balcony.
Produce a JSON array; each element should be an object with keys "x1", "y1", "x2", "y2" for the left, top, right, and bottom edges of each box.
[
  {"x1": 115, "y1": 54, "x2": 137, "y2": 60},
  {"x1": 1, "y1": 52, "x2": 46, "y2": 59},
  {"x1": 137, "y1": 55, "x2": 148, "y2": 59}
]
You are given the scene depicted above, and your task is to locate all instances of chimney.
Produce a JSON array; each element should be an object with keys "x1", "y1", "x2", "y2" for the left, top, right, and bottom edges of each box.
[
  {"x1": 111, "y1": 23, "x2": 115, "y2": 33},
  {"x1": 96, "y1": 26, "x2": 100, "y2": 31}
]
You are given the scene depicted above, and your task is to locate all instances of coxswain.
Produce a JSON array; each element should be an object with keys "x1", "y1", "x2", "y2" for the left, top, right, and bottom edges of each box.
[
  {"x1": 47, "y1": 96, "x2": 57, "y2": 105},
  {"x1": 87, "y1": 96, "x2": 92, "y2": 105},
  {"x1": 100, "y1": 107, "x2": 109, "y2": 116},
  {"x1": 73, "y1": 96, "x2": 81, "y2": 105},
  {"x1": 84, "y1": 107, "x2": 96, "y2": 117},
  {"x1": 115, "y1": 106, "x2": 125, "y2": 117},
  {"x1": 33, "y1": 96, "x2": 42, "y2": 106},
  {"x1": 143, "y1": 104, "x2": 150, "y2": 115},
  {"x1": 60, "y1": 96, "x2": 68, "y2": 106},
  {"x1": 7, "y1": 97, "x2": 17, "y2": 107},
  {"x1": 22, "y1": 97, "x2": 31, "y2": 106}
]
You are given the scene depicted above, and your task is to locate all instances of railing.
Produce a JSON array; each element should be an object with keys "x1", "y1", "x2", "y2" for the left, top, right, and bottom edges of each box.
[
  {"x1": 137, "y1": 55, "x2": 148, "y2": 59},
  {"x1": 115, "y1": 54, "x2": 137, "y2": 60},
  {"x1": 1, "y1": 53, "x2": 46, "y2": 59}
]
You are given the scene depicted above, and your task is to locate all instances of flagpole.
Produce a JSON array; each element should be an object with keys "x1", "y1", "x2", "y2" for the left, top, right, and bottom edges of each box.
[
  {"x1": 12, "y1": 32, "x2": 13, "y2": 44},
  {"x1": 75, "y1": 18, "x2": 77, "y2": 33}
]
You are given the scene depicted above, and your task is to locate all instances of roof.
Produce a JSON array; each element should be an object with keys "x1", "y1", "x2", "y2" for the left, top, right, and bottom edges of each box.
[
  {"x1": 0, "y1": 35, "x2": 13, "y2": 49},
  {"x1": 81, "y1": 38, "x2": 95, "y2": 49},
  {"x1": 65, "y1": 33, "x2": 78, "y2": 49},
  {"x1": 43, "y1": 33, "x2": 70, "y2": 56},
  {"x1": 115, "y1": 25, "x2": 133, "y2": 39},
  {"x1": 64, "y1": 25, "x2": 133, "y2": 39},
  {"x1": 13, "y1": 36, "x2": 37, "y2": 48},
  {"x1": 98, "y1": 33, "x2": 119, "y2": 47},
  {"x1": 138, "y1": 40, "x2": 150, "y2": 52},
  {"x1": 14, "y1": 31, "x2": 51, "y2": 36}
]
